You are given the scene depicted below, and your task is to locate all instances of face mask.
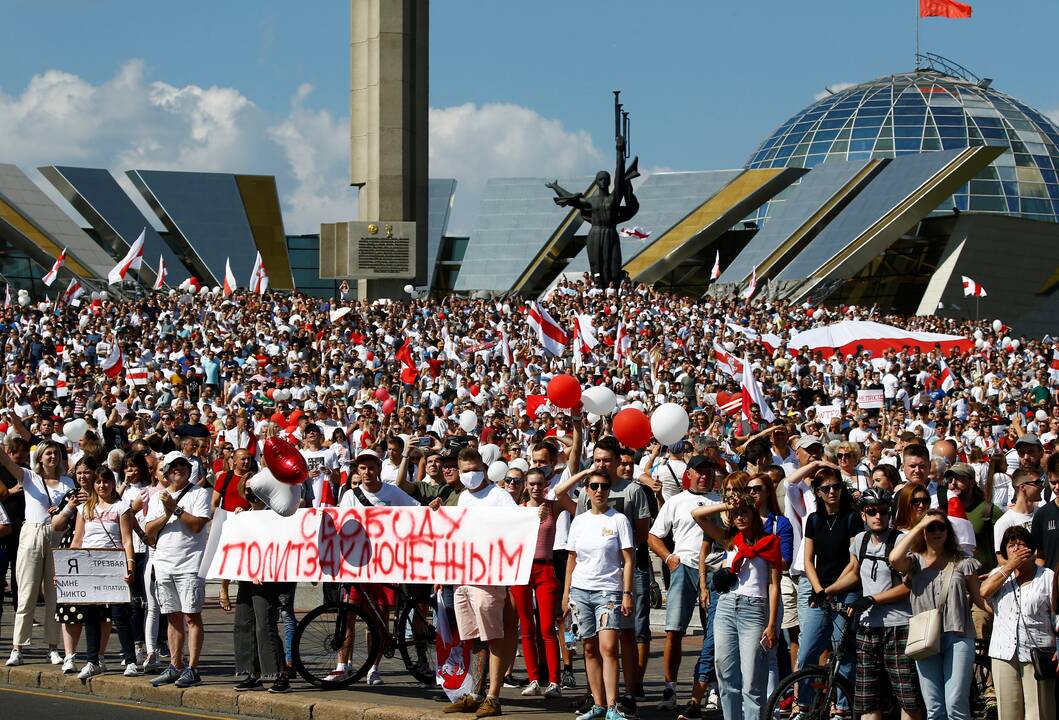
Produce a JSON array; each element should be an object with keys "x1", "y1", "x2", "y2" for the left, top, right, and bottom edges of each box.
[{"x1": 460, "y1": 470, "x2": 485, "y2": 491}]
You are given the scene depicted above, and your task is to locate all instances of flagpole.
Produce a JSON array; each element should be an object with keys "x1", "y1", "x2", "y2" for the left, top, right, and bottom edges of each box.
[{"x1": 915, "y1": 0, "x2": 920, "y2": 69}]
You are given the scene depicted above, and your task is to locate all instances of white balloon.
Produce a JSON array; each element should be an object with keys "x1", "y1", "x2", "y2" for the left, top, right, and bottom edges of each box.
[
  {"x1": 509, "y1": 458, "x2": 530, "y2": 473},
  {"x1": 992, "y1": 319, "x2": 1003, "y2": 333},
  {"x1": 198, "y1": 286, "x2": 210, "y2": 295},
  {"x1": 973, "y1": 329, "x2": 983, "y2": 340},
  {"x1": 459, "y1": 409, "x2": 477, "y2": 433},
  {"x1": 1002, "y1": 337, "x2": 1012, "y2": 349},
  {"x1": 63, "y1": 419, "x2": 88, "y2": 443},
  {"x1": 813, "y1": 309, "x2": 826, "y2": 320},
  {"x1": 974, "y1": 338, "x2": 984, "y2": 349},
  {"x1": 581, "y1": 385, "x2": 617, "y2": 415},
  {"x1": 651, "y1": 403, "x2": 690, "y2": 446},
  {"x1": 1011, "y1": 339, "x2": 1020, "y2": 350},
  {"x1": 168, "y1": 289, "x2": 177, "y2": 297},
  {"x1": 586, "y1": 412, "x2": 600, "y2": 424},
  {"x1": 247, "y1": 468, "x2": 301, "y2": 517},
  {"x1": 17, "y1": 295, "x2": 30, "y2": 307},
  {"x1": 487, "y1": 461, "x2": 509, "y2": 484},
  {"x1": 724, "y1": 341, "x2": 736, "y2": 352},
  {"x1": 403, "y1": 284, "x2": 414, "y2": 294},
  {"x1": 1036, "y1": 410, "x2": 1048, "y2": 423},
  {"x1": 628, "y1": 401, "x2": 645, "y2": 412}
]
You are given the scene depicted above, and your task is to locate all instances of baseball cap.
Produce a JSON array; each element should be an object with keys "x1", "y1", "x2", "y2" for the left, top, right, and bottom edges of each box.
[
  {"x1": 944, "y1": 463, "x2": 976, "y2": 483},
  {"x1": 687, "y1": 455, "x2": 720, "y2": 472},
  {"x1": 1015, "y1": 433, "x2": 1043, "y2": 449},
  {"x1": 796, "y1": 435, "x2": 824, "y2": 451},
  {"x1": 354, "y1": 449, "x2": 382, "y2": 465},
  {"x1": 161, "y1": 451, "x2": 192, "y2": 472}
]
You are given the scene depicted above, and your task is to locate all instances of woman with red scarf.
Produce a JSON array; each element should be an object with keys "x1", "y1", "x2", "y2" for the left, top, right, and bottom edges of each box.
[{"x1": 692, "y1": 492, "x2": 781, "y2": 720}]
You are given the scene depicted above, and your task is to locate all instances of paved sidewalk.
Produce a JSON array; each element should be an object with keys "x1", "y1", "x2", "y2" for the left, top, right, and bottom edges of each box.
[{"x1": 0, "y1": 581, "x2": 714, "y2": 720}]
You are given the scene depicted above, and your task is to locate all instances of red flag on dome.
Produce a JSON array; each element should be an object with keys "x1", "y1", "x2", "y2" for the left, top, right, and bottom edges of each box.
[{"x1": 920, "y1": 0, "x2": 972, "y2": 18}]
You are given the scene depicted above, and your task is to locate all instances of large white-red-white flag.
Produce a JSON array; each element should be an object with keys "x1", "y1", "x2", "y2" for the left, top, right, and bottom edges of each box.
[
  {"x1": 223, "y1": 258, "x2": 237, "y2": 297},
  {"x1": 499, "y1": 330, "x2": 514, "y2": 368},
  {"x1": 249, "y1": 252, "x2": 269, "y2": 295},
  {"x1": 713, "y1": 342, "x2": 744, "y2": 378},
  {"x1": 61, "y1": 278, "x2": 83, "y2": 306},
  {"x1": 152, "y1": 257, "x2": 167, "y2": 291},
  {"x1": 108, "y1": 229, "x2": 145, "y2": 284},
  {"x1": 742, "y1": 266, "x2": 757, "y2": 300},
  {"x1": 740, "y1": 353, "x2": 775, "y2": 422},
  {"x1": 614, "y1": 322, "x2": 631, "y2": 363},
  {"x1": 961, "y1": 276, "x2": 987, "y2": 298},
  {"x1": 54, "y1": 372, "x2": 69, "y2": 398},
  {"x1": 42, "y1": 249, "x2": 66, "y2": 287},
  {"x1": 527, "y1": 302, "x2": 568, "y2": 356},
  {"x1": 711, "y1": 250, "x2": 721, "y2": 280},
  {"x1": 100, "y1": 342, "x2": 123, "y2": 379},
  {"x1": 938, "y1": 357, "x2": 957, "y2": 392},
  {"x1": 575, "y1": 314, "x2": 598, "y2": 354}
]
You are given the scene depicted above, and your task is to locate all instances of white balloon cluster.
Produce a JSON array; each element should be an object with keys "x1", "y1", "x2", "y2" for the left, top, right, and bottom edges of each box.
[
  {"x1": 273, "y1": 389, "x2": 292, "y2": 402},
  {"x1": 63, "y1": 419, "x2": 89, "y2": 443}
]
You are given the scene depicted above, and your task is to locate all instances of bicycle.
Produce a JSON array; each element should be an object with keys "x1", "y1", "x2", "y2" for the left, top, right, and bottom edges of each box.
[
  {"x1": 762, "y1": 599, "x2": 856, "y2": 720},
  {"x1": 291, "y1": 582, "x2": 437, "y2": 688}
]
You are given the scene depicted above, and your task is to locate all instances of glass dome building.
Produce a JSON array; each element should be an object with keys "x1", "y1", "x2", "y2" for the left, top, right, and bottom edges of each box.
[{"x1": 746, "y1": 65, "x2": 1059, "y2": 223}]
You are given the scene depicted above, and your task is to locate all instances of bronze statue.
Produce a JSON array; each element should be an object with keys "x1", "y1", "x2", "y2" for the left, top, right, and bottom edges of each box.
[{"x1": 547, "y1": 92, "x2": 640, "y2": 289}]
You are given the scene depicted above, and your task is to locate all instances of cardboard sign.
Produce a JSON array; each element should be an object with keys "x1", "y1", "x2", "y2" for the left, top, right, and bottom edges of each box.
[
  {"x1": 206, "y1": 506, "x2": 540, "y2": 586},
  {"x1": 857, "y1": 388, "x2": 885, "y2": 409},
  {"x1": 54, "y1": 549, "x2": 131, "y2": 604},
  {"x1": 815, "y1": 405, "x2": 842, "y2": 424}
]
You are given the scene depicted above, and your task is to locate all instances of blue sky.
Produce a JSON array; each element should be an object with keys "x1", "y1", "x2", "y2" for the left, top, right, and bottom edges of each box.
[{"x1": 2, "y1": 0, "x2": 1057, "y2": 233}]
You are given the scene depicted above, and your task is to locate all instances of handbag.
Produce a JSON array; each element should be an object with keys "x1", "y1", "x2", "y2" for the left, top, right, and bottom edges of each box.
[
  {"x1": 905, "y1": 560, "x2": 956, "y2": 660},
  {"x1": 1012, "y1": 575, "x2": 1058, "y2": 681}
]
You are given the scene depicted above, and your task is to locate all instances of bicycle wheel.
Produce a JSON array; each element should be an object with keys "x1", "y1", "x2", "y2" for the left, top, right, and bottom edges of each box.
[
  {"x1": 292, "y1": 601, "x2": 379, "y2": 688},
  {"x1": 395, "y1": 594, "x2": 438, "y2": 684},
  {"x1": 762, "y1": 667, "x2": 855, "y2": 720}
]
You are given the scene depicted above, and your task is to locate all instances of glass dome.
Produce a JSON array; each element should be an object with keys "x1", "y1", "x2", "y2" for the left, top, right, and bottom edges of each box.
[{"x1": 746, "y1": 69, "x2": 1059, "y2": 223}]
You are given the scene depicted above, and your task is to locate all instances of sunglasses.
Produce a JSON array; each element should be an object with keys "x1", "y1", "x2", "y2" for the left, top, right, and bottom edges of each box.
[
  {"x1": 925, "y1": 522, "x2": 948, "y2": 533},
  {"x1": 818, "y1": 484, "x2": 843, "y2": 494},
  {"x1": 746, "y1": 485, "x2": 766, "y2": 493},
  {"x1": 863, "y1": 507, "x2": 891, "y2": 518},
  {"x1": 837, "y1": 453, "x2": 853, "y2": 459},
  {"x1": 588, "y1": 482, "x2": 611, "y2": 492},
  {"x1": 503, "y1": 476, "x2": 524, "y2": 485},
  {"x1": 1020, "y1": 479, "x2": 1044, "y2": 488},
  {"x1": 911, "y1": 498, "x2": 930, "y2": 507}
]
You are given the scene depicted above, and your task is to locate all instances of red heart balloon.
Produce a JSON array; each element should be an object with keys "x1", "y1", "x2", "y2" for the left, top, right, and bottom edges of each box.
[{"x1": 264, "y1": 437, "x2": 308, "y2": 485}]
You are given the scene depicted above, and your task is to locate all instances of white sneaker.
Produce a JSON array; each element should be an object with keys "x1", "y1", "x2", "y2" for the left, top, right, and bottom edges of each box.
[
  {"x1": 324, "y1": 667, "x2": 351, "y2": 683},
  {"x1": 143, "y1": 651, "x2": 160, "y2": 672},
  {"x1": 123, "y1": 663, "x2": 143, "y2": 677},
  {"x1": 521, "y1": 680, "x2": 542, "y2": 696},
  {"x1": 5, "y1": 649, "x2": 23, "y2": 666},
  {"x1": 62, "y1": 655, "x2": 77, "y2": 674},
  {"x1": 542, "y1": 682, "x2": 562, "y2": 698},
  {"x1": 135, "y1": 645, "x2": 148, "y2": 666},
  {"x1": 78, "y1": 662, "x2": 102, "y2": 681},
  {"x1": 48, "y1": 650, "x2": 63, "y2": 665},
  {"x1": 97, "y1": 659, "x2": 108, "y2": 674},
  {"x1": 705, "y1": 687, "x2": 720, "y2": 712},
  {"x1": 366, "y1": 666, "x2": 382, "y2": 685}
]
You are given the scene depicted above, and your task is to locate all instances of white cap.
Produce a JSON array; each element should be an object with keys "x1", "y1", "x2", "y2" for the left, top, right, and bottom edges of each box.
[
  {"x1": 354, "y1": 448, "x2": 382, "y2": 465},
  {"x1": 161, "y1": 451, "x2": 192, "y2": 472}
]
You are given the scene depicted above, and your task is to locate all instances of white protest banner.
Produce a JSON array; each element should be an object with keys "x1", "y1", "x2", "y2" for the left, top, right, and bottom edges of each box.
[
  {"x1": 54, "y1": 549, "x2": 131, "y2": 604},
  {"x1": 815, "y1": 405, "x2": 842, "y2": 424},
  {"x1": 857, "y1": 388, "x2": 884, "y2": 410},
  {"x1": 207, "y1": 506, "x2": 540, "y2": 586}
]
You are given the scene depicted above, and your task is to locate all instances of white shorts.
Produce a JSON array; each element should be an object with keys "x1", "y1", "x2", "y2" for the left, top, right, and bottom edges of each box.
[
  {"x1": 780, "y1": 573, "x2": 799, "y2": 630},
  {"x1": 157, "y1": 573, "x2": 205, "y2": 615}
]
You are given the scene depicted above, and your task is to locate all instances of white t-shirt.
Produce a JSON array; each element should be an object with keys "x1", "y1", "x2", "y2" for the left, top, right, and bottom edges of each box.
[
  {"x1": 652, "y1": 459, "x2": 687, "y2": 501},
  {"x1": 457, "y1": 482, "x2": 517, "y2": 508},
  {"x1": 302, "y1": 447, "x2": 338, "y2": 507},
  {"x1": 338, "y1": 483, "x2": 417, "y2": 508},
  {"x1": 782, "y1": 471, "x2": 815, "y2": 576},
  {"x1": 23, "y1": 471, "x2": 75, "y2": 523},
  {"x1": 649, "y1": 490, "x2": 714, "y2": 568},
  {"x1": 566, "y1": 508, "x2": 633, "y2": 592},
  {"x1": 994, "y1": 508, "x2": 1035, "y2": 551},
  {"x1": 380, "y1": 457, "x2": 401, "y2": 485},
  {"x1": 145, "y1": 484, "x2": 212, "y2": 576},
  {"x1": 80, "y1": 499, "x2": 130, "y2": 550},
  {"x1": 122, "y1": 484, "x2": 148, "y2": 553},
  {"x1": 723, "y1": 550, "x2": 771, "y2": 599}
]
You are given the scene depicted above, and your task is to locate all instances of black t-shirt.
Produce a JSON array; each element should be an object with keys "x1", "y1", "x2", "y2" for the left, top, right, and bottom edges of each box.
[
  {"x1": 1031, "y1": 501, "x2": 1059, "y2": 569},
  {"x1": 805, "y1": 510, "x2": 864, "y2": 586}
]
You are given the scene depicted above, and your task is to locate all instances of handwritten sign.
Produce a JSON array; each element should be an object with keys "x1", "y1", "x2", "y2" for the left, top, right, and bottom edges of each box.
[
  {"x1": 815, "y1": 405, "x2": 842, "y2": 424},
  {"x1": 857, "y1": 388, "x2": 885, "y2": 409},
  {"x1": 206, "y1": 506, "x2": 540, "y2": 586},
  {"x1": 54, "y1": 549, "x2": 130, "y2": 604}
]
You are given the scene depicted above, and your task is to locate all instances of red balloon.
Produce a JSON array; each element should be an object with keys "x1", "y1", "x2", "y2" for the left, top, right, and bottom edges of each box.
[
  {"x1": 374, "y1": 387, "x2": 390, "y2": 401},
  {"x1": 263, "y1": 437, "x2": 307, "y2": 485},
  {"x1": 289, "y1": 408, "x2": 303, "y2": 423},
  {"x1": 366, "y1": 351, "x2": 374, "y2": 361},
  {"x1": 547, "y1": 374, "x2": 582, "y2": 409},
  {"x1": 269, "y1": 412, "x2": 286, "y2": 425},
  {"x1": 469, "y1": 383, "x2": 481, "y2": 396},
  {"x1": 382, "y1": 398, "x2": 396, "y2": 414},
  {"x1": 613, "y1": 408, "x2": 653, "y2": 449},
  {"x1": 266, "y1": 388, "x2": 275, "y2": 399}
]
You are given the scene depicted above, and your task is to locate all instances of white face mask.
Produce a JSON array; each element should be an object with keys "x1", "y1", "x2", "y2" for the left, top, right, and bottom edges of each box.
[{"x1": 460, "y1": 470, "x2": 485, "y2": 491}]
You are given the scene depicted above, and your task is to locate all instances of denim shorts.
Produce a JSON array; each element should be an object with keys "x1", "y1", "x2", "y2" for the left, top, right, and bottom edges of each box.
[
  {"x1": 665, "y1": 563, "x2": 701, "y2": 632},
  {"x1": 569, "y1": 586, "x2": 631, "y2": 640}
]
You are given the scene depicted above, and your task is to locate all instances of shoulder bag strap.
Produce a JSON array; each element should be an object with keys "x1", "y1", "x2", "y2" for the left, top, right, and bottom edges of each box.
[
  {"x1": 352, "y1": 486, "x2": 374, "y2": 507},
  {"x1": 935, "y1": 559, "x2": 958, "y2": 612}
]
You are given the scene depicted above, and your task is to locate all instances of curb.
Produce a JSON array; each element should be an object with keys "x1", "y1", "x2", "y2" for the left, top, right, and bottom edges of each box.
[{"x1": 0, "y1": 665, "x2": 452, "y2": 720}]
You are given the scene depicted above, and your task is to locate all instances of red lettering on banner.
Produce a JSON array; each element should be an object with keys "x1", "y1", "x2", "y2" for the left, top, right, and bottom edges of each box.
[{"x1": 496, "y1": 539, "x2": 524, "y2": 581}]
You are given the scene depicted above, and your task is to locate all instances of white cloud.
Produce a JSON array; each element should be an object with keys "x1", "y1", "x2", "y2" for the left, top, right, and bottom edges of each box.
[
  {"x1": 1046, "y1": 107, "x2": 1059, "y2": 128},
  {"x1": 814, "y1": 82, "x2": 857, "y2": 102},
  {"x1": 0, "y1": 62, "x2": 604, "y2": 237}
]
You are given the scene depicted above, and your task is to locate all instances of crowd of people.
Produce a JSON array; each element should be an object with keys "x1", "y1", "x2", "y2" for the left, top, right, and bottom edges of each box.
[{"x1": 2, "y1": 273, "x2": 1059, "y2": 720}]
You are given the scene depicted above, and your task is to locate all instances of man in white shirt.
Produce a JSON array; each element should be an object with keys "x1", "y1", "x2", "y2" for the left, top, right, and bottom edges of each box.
[
  {"x1": 145, "y1": 452, "x2": 212, "y2": 689},
  {"x1": 993, "y1": 468, "x2": 1043, "y2": 561},
  {"x1": 379, "y1": 436, "x2": 404, "y2": 485}
]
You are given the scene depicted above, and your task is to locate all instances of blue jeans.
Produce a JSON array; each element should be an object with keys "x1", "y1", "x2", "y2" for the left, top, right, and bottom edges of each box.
[
  {"x1": 277, "y1": 584, "x2": 296, "y2": 663},
  {"x1": 796, "y1": 576, "x2": 857, "y2": 710},
  {"x1": 713, "y1": 593, "x2": 769, "y2": 720},
  {"x1": 693, "y1": 571, "x2": 718, "y2": 683},
  {"x1": 916, "y1": 632, "x2": 975, "y2": 720},
  {"x1": 665, "y1": 563, "x2": 700, "y2": 632},
  {"x1": 632, "y1": 566, "x2": 652, "y2": 644}
]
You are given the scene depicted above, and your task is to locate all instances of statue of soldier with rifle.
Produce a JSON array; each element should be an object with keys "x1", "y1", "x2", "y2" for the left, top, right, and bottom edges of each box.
[{"x1": 546, "y1": 92, "x2": 640, "y2": 289}]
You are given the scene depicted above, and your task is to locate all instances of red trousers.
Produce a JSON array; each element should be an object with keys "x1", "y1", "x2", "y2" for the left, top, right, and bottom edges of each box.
[{"x1": 510, "y1": 560, "x2": 561, "y2": 684}]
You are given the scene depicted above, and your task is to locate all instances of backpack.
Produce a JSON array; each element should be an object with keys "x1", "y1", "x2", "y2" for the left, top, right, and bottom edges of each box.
[{"x1": 857, "y1": 529, "x2": 901, "y2": 589}]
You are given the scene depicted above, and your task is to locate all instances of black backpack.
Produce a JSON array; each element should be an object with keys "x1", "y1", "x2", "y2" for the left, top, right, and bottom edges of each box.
[{"x1": 857, "y1": 529, "x2": 901, "y2": 589}]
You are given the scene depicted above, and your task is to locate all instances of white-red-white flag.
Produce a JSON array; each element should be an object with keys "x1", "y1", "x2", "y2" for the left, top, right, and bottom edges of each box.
[
  {"x1": 711, "y1": 250, "x2": 721, "y2": 280},
  {"x1": 718, "y1": 393, "x2": 742, "y2": 417},
  {"x1": 618, "y1": 226, "x2": 650, "y2": 239},
  {"x1": 223, "y1": 258, "x2": 237, "y2": 297},
  {"x1": 575, "y1": 314, "x2": 598, "y2": 353},
  {"x1": 713, "y1": 342, "x2": 744, "y2": 378},
  {"x1": 962, "y1": 276, "x2": 987, "y2": 298},
  {"x1": 614, "y1": 322, "x2": 631, "y2": 363},
  {"x1": 152, "y1": 257, "x2": 167, "y2": 291},
  {"x1": 3, "y1": 285, "x2": 9, "y2": 309},
  {"x1": 42, "y1": 248, "x2": 66, "y2": 287},
  {"x1": 527, "y1": 301, "x2": 568, "y2": 356},
  {"x1": 108, "y1": 229, "x2": 145, "y2": 284},
  {"x1": 742, "y1": 266, "x2": 757, "y2": 300},
  {"x1": 499, "y1": 330, "x2": 514, "y2": 368},
  {"x1": 101, "y1": 342, "x2": 123, "y2": 379},
  {"x1": 54, "y1": 371, "x2": 69, "y2": 398},
  {"x1": 740, "y1": 353, "x2": 775, "y2": 422},
  {"x1": 938, "y1": 357, "x2": 956, "y2": 392},
  {"x1": 61, "y1": 278, "x2": 83, "y2": 306},
  {"x1": 1050, "y1": 349, "x2": 1059, "y2": 383},
  {"x1": 249, "y1": 252, "x2": 269, "y2": 295}
]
